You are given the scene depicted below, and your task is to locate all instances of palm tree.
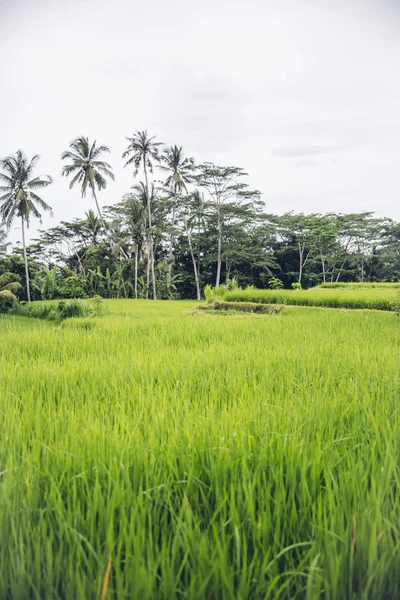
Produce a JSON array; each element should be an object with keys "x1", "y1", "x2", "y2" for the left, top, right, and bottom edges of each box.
[
  {"x1": 0, "y1": 150, "x2": 52, "y2": 302},
  {"x1": 61, "y1": 136, "x2": 114, "y2": 230},
  {"x1": 84, "y1": 209, "x2": 102, "y2": 246},
  {"x1": 120, "y1": 194, "x2": 147, "y2": 299},
  {"x1": 122, "y1": 130, "x2": 162, "y2": 299},
  {"x1": 159, "y1": 145, "x2": 195, "y2": 287}
]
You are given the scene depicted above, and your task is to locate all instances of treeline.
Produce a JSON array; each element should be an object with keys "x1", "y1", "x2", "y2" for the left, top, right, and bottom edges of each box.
[{"x1": 0, "y1": 132, "x2": 399, "y2": 304}]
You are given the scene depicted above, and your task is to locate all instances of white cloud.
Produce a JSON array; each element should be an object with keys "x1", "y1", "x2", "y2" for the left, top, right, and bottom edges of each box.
[{"x1": 1, "y1": 0, "x2": 400, "y2": 245}]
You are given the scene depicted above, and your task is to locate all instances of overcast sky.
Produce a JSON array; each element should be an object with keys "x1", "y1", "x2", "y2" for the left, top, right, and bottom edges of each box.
[{"x1": 1, "y1": 0, "x2": 399, "y2": 245}]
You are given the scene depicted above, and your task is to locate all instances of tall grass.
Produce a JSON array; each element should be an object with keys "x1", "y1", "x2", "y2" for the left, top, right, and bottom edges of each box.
[
  {"x1": 221, "y1": 288, "x2": 397, "y2": 311},
  {"x1": 0, "y1": 301, "x2": 400, "y2": 599},
  {"x1": 318, "y1": 282, "x2": 400, "y2": 289}
]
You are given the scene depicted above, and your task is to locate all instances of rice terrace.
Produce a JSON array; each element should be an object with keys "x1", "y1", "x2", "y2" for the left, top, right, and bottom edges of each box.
[
  {"x1": 2, "y1": 1, "x2": 400, "y2": 598},
  {"x1": 1, "y1": 283, "x2": 400, "y2": 599}
]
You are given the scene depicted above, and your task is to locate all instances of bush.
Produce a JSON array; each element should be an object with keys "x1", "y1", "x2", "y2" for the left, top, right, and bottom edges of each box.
[
  {"x1": 291, "y1": 282, "x2": 302, "y2": 290},
  {"x1": 204, "y1": 284, "x2": 228, "y2": 304},
  {"x1": 268, "y1": 277, "x2": 284, "y2": 290},
  {"x1": 10, "y1": 299, "x2": 93, "y2": 323}
]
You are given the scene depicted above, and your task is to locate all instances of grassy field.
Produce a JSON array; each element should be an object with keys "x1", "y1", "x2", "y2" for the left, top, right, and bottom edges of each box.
[
  {"x1": 221, "y1": 287, "x2": 398, "y2": 311},
  {"x1": 1, "y1": 300, "x2": 400, "y2": 599},
  {"x1": 317, "y1": 282, "x2": 400, "y2": 289}
]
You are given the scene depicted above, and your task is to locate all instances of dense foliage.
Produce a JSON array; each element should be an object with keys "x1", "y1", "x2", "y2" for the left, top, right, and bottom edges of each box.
[{"x1": 1, "y1": 138, "x2": 399, "y2": 304}]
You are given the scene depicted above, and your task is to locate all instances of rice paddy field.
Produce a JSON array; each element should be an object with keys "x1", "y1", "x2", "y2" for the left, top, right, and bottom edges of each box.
[
  {"x1": 1, "y1": 298, "x2": 400, "y2": 599},
  {"x1": 222, "y1": 286, "x2": 398, "y2": 311}
]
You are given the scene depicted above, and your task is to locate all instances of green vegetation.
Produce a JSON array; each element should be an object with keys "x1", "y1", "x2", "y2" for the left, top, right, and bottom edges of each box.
[
  {"x1": 10, "y1": 297, "x2": 99, "y2": 323},
  {"x1": 199, "y1": 300, "x2": 284, "y2": 314},
  {"x1": 211, "y1": 287, "x2": 398, "y2": 311},
  {"x1": 318, "y1": 282, "x2": 400, "y2": 289},
  {"x1": 0, "y1": 301, "x2": 399, "y2": 599},
  {"x1": 2, "y1": 142, "x2": 400, "y2": 303}
]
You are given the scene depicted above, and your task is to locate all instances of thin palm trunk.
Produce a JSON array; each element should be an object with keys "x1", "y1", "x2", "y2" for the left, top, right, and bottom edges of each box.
[
  {"x1": 185, "y1": 221, "x2": 201, "y2": 300},
  {"x1": 21, "y1": 216, "x2": 31, "y2": 302},
  {"x1": 134, "y1": 242, "x2": 138, "y2": 299},
  {"x1": 168, "y1": 203, "x2": 176, "y2": 291},
  {"x1": 143, "y1": 158, "x2": 157, "y2": 300},
  {"x1": 216, "y1": 212, "x2": 222, "y2": 287},
  {"x1": 91, "y1": 187, "x2": 107, "y2": 231},
  {"x1": 145, "y1": 241, "x2": 150, "y2": 299}
]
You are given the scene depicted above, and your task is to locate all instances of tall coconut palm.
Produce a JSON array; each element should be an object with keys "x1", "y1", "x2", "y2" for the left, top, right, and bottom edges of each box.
[
  {"x1": 119, "y1": 193, "x2": 147, "y2": 299},
  {"x1": 122, "y1": 130, "x2": 162, "y2": 299},
  {"x1": 0, "y1": 150, "x2": 52, "y2": 302},
  {"x1": 159, "y1": 145, "x2": 195, "y2": 287},
  {"x1": 61, "y1": 136, "x2": 114, "y2": 230}
]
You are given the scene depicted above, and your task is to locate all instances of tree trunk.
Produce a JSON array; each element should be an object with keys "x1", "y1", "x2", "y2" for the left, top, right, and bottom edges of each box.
[
  {"x1": 134, "y1": 243, "x2": 138, "y2": 300},
  {"x1": 298, "y1": 242, "x2": 303, "y2": 285},
  {"x1": 21, "y1": 216, "x2": 31, "y2": 302},
  {"x1": 143, "y1": 158, "x2": 157, "y2": 300},
  {"x1": 216, "y1": 213, "x2": 222, "y2": 287},
  {"x1": 92, "y1": 187, "x2": 107, "y2": 231},
  {"x1": 145, "y1": 241, "x2": 150, "y2": 300},
  {"x1": 320, "y1": 247, "x2": 326, "y2": 283},
  {"x1": 185, "y1": 220, "x2": 201, "y2": 300},
  {"x1": 226, "y1": 261, "x2": 231, "y2": 284},
  {"x1": 167, "y1": 198, "x2": 176, "y2": 291}
]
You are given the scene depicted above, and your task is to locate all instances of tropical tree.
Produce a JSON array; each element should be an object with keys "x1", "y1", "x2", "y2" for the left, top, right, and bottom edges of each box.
[
  {"x1": 122, "y1": 131, "x2": 162, "y2": 299},
  {"x1": 179, "y1": 191, "x2": 204, "y2": 300},
  {"x1": 106, "y1": 192, "x2": 147, "y2": 299},
  {"x1": 83, "y1": 210, "x2": 102, "y2": 246},
  {"x1": 195, "y1": 163, "x2": 262, "y2": 287},
  {"x1": 0, "y1": 150, "x2": 52, "y2": 301},
  {"x1": 159, "y1": 145, "x2": 195, "y2": 288},
  {"x1": 61, "y1": 136, "x2": 114, "y2": 230}
]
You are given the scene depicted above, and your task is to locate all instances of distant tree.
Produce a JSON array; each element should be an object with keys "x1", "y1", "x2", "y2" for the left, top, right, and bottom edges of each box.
[
  {"x1": 106, "y1": 192, "x2": 147, "y2": 299},
  {"x1": 0, "y1": 150, "x2": 52, "y2": 301},
  {"x1": 159, "y1": 145, "x2": 195, "y2": 286},
  {"x1": 83, "y1": 210, "x2": 102, "y2": 247},
  {"x1": 61, "y1": 136, "x2": 114, "y2": 230},
  {"x1": 195, "y1": 163, "x2": 262, "y2": 287},
  {"x1": 122, "y1": 131, "x2": 162, "y2": 299}
]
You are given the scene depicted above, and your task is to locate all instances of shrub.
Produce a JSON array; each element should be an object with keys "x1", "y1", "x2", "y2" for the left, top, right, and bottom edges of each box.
[
  {"x1": 10, "y1": 299, "x2": 93, "y2": 323},
  {"x1": 268, "y1": 277, "x2": 284, "y2": 290},
  {"x1": 291, "y1": 282, "x2": 302, "y2": 290},
  {"x1": 204, "y1": 284, "x2": 228, "y2": 304}
]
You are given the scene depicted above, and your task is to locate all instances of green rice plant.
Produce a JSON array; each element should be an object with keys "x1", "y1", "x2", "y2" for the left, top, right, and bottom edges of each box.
[
  {"x1": 221, "y1": 287, "x2": 397, "y2": 311},
  {"x1": 0, "y1": 300, "x2": 400, "y2": 599},
  {"x1": 199, "y1": 300, "x2": 284, "y2": 314},
  {"x1": 318, "y1": 281, "x2": 400, "y2": 289},
  {"x1": 392, "y1": 291, "x2": 400, "y2": 317},
  {"x1": 204, "y1": 283, "x2": 228, "y2": 303},
  {"x1": 10, "y1": 298, "x2": 93, "y2": 322}
]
